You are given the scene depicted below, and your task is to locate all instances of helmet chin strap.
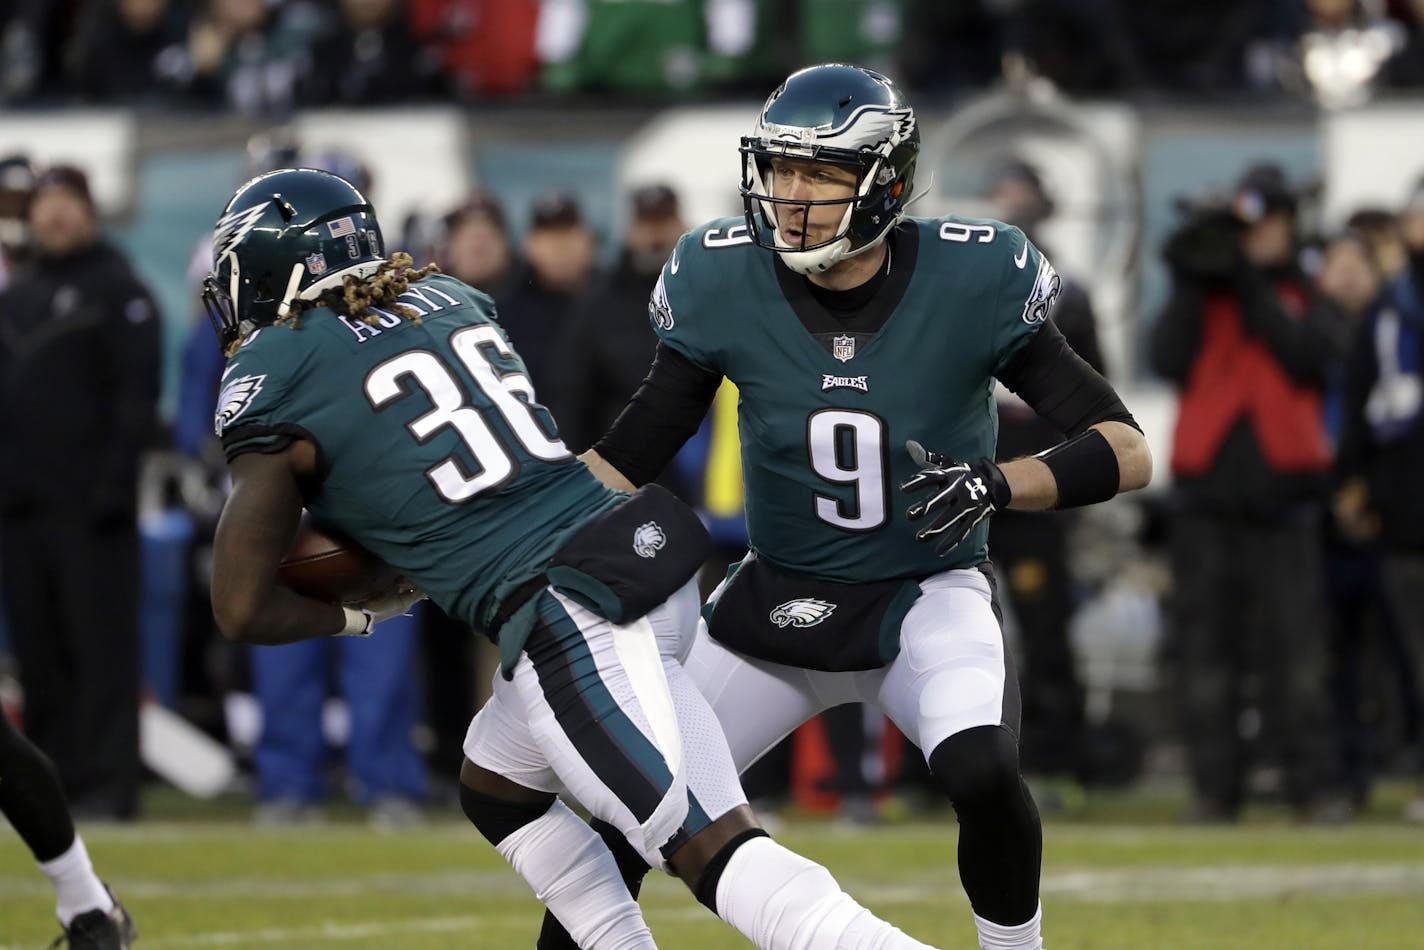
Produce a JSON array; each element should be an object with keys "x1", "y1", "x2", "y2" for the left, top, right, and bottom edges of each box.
[
  {"x1": 772, "y1": 201, "x2": 856, "y2": 275},
  {"x1": 275, "y1": 262, "x2": 306, "y2": 319}
]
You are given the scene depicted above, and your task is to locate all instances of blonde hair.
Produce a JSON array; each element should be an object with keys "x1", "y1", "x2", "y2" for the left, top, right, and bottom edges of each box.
[{"x1": 227, "y1": 252, "x2": 441, "y2": 356}]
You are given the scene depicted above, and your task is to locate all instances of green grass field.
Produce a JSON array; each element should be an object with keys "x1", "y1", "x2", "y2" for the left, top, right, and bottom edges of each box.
[{"x1": 4, "y1": 791, "x2": 1424, "y2": 949}]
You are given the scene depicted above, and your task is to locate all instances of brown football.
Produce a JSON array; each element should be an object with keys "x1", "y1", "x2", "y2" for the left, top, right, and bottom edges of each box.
[{"x1": 278, "y1": 516, "x2": 401, "y2": 605}]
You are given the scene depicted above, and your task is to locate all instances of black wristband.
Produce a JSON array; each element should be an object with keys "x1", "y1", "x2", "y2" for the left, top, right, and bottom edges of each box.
[{"x1": 1036, "y1": 428, "x2": 1119, "y2": 509}]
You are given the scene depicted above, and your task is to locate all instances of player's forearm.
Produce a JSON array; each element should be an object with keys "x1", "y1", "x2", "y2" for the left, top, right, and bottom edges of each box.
[
  {"x1": 1001, "y1": 421, "x2": 1152, "y2": 510},
  {"x1": 211, "y1": 583, "x2": 349, "y2": 645}
]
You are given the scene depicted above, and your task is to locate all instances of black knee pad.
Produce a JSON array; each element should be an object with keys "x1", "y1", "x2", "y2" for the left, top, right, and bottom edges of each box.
[
  {"x1": 693, "y1": 827, "x2": 770, "y2": 911},
  {"x1": 928, "y1": 725, "x2": 1022, "y2": 809},
  {"x1": 458, "y1": 784, "x2": 555, "y2": 846}
]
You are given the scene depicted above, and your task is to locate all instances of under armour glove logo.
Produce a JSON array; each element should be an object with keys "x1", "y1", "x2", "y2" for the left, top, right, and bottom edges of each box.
[{"x1": 901, "y1": 440, "x2": 1012, "y2": 556}]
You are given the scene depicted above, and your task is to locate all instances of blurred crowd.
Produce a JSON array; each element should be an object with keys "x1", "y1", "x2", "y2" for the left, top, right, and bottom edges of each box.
[{"x1": 5, "y1": 0, "x2": 1424, "y2": 112}]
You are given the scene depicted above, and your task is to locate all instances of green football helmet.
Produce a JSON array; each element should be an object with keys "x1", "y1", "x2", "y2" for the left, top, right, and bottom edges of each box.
[
  {"x1": 202, "y1": 167, "x2": 384, "y2": 351},
  {"x1": 740, "y1": 63, "x2": 920, "y2": 275}
]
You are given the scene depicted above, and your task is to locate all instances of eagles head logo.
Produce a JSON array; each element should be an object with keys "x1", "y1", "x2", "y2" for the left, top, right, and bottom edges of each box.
[
  {"x1": 649, "y1": 272, "x2": 674, "y2": 331},
  {"x1": 213, "y1": 371, "x2": 267, "y2": 435},
  {"x1": 633, "y1": 521, "x2": 666, "y2": 559},
  {"x1": 769, "y1": 598, "x2": 837, "y2": 629},
  {"x1": 1021, "y1": 256, "x2": 1062, "y2": 326}
]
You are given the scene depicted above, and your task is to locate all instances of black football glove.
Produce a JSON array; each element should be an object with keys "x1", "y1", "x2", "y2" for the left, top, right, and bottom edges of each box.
[{"x1": 900, "y1": 440, "x2": 1012, "y2": 556}]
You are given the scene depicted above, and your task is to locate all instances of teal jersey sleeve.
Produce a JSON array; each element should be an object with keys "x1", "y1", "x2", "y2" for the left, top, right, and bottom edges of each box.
[
  {"x1": 216, "y1": 326, "x2": 310, "y2": 460},
  {"x1": 648, "y1": 218, "x2": 762, "y2": 375},
  {"x1": 988, "y1": 223, "x2": 1059, "y2": 375}
]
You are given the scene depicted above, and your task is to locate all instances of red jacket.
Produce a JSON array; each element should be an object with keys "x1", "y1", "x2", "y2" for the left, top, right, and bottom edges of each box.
[{"x1": 1170, "y1": 285, "x2": 1331, "y2": 476}]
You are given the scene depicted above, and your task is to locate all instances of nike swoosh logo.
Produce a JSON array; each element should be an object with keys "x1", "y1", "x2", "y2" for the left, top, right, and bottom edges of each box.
[
  {"x1": 669, "y1": 244, "x2": 681, "y2": 275},
  {"x1": 1014, "y1": 242, "x2": 1028, "y2": 269}
]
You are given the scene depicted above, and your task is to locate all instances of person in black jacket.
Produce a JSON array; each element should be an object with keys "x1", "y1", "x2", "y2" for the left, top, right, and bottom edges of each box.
[
  {"x1": 1334, "y1": 182, "x2": 1424, "y2": 823},
  {"x1": 496, "y1": 190, "x2": 597, "y2": 396},
  {"x1": 297, "y1": 0, "x2": 446, "y2": 106},
  {"x1": 0, "y1": 166, "x2": 161, "y2": 820},
  {"x1": 551, "y1": 183, "x2": 687, "y2": 456},
  {"x1": 1151, "y1": 162, "x2": 1346, "y2": 822}
]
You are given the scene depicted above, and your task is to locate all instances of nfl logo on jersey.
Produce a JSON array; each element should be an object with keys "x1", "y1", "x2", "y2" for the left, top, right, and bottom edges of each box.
[{"x1": 832, "y1": 334, "x2": 856, "y2": 362}]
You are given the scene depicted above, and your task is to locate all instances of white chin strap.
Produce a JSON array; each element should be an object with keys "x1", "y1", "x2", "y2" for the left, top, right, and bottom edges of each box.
[
  {"x1": 774, "y1": 228, "x2": 888, "y2": 275},
  {"x1": 277, "y1": 258, "x2": 386, "y2": 317},
  {"x1": 770, "y1": 201, "x2": 856, "y2": 275}
]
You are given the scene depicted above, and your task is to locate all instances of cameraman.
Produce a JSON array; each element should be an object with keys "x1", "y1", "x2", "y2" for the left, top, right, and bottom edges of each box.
[{"x1": 1151, "y1": 162, "x2": 1347, "y2": 822}]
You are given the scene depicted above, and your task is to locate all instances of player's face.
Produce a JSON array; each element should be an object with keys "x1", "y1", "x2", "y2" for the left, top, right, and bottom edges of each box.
[{"x1": 768, "y1": 157, "x2": 859, "y2": 247}]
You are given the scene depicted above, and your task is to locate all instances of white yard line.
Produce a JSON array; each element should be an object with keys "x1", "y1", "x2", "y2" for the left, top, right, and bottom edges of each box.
[{"x1": 3, "y1": 861, "x2": 1422, "y2": 906}]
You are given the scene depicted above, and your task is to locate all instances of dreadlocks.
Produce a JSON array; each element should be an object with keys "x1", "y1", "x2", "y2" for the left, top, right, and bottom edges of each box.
[{"x1": 267, "y1": 252, "x2": 441, "y2": 345}]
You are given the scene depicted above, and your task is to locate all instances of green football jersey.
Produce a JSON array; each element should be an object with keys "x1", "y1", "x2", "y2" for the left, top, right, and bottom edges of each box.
[
  {"x1": 651, "y1": 215, "x2": 1058, "y2": 581},
  {"x1": 217, "y1": 272, "x2": 621, "y2": 633}
]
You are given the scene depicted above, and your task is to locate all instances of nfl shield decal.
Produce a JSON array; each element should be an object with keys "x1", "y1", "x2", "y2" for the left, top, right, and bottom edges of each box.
[
  {"x1": 305, "y1": 252, "x2": 328, "y2": 276},
  {"x1": 832, "y1": 334, "x2": 855, "y2": 362}
]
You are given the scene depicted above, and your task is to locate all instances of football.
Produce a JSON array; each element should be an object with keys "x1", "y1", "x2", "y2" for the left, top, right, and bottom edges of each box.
[{"x1": 278, "y1": 515, "x2": 401, "y2": 605}]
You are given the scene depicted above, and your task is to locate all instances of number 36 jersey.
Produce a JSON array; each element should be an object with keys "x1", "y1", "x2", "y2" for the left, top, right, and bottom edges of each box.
[
  {"x1": 652, "y1": 215, "x2": 1058, "y2": 581},
  {"x1": 217, "y1": 273, "x2": 619, "y2": 630}
]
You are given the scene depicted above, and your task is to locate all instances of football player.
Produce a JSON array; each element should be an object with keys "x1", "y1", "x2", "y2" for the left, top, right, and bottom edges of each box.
[
  {"x1": 0, "y1": 713, "x2": 135, "y2": 948},
  {"x1": 542, "y1": 63, "x2": 1154, "y2": 950},
  {"x1": 205, "y1": 167, "x2": 945, "y2": 949}
]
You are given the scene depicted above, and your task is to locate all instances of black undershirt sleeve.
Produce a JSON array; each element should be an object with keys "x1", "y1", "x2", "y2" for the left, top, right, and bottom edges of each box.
[
  {"x1": 591, "y1": 341, "x2": 723, "y2": 487},
  {"x1": 996, "y1": 320, "x2": 1141, "y2": 437}
]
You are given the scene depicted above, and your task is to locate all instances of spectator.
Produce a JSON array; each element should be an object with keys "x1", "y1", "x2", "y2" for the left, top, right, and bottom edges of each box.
[
  {"x1": 0, "y1": 0, "x2": 76, "y2": 101},
  {"x1": 1384, "y1": 0, "x2": 1424, "y2": 87},
  {"x1": 409, "y1": 0, "x2": 540, "y2": 98},
  {"x1": 1345, "y1": 206, "x2": 1409, "y2": 278},
  {"x1": 1114, "y1": 0, "x2": 1276, "y2": 94},
  {"x1": 552, "y1": 182, "x2": 685, "y2": 454},
  {"x1": 298, "y1": 0, "x2": 445, "y2": 105},
  {"x1": 496, "y1": 189, "x2": 596, "y2": 394},
  {"x1": 538, "y1": 0, "x2": 705, "y2": 96},
  {"x1": 1334, "y1": 179, "x2": 1424, "y2": 822},
  {"x1": 439, "y1": 189, "x2": 518, "y2": 299},
  {"x1": 0, "y1": 153, "x2": 34, "y2": 291},
  {"x1": 1151, "y1": 161, "x2": 1346, "y2": 822},
  {"x1": 69, "y1": 0, "x2": 189, "y2": 103},
  {"x1": 0, "y1": 165, "x2": 161, "y2": 820},
  {"x1": 900, "y1": 0, "x2": 1008, "y2": 93},
  {"x1": 1282, "y1": 0, "x2": 1407, "y2": 108},
  {"x1": 1315, "y1": 227, "x2": 1417, "y2": 813},
  {"x1": 985, "y1": 158, "x2": 1104, "y2": 782},
  {"x1": 179, "y1": 0, "x2": 324, "y2": 114}
]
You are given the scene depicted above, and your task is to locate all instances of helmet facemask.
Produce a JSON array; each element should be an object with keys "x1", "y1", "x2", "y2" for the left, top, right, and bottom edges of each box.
[
  {"x1": 738, "y1": 64, "x2": 920, "y2": 276},
  {"x1": 741, "y1": 143, "x2": 891, "y2": 274}
]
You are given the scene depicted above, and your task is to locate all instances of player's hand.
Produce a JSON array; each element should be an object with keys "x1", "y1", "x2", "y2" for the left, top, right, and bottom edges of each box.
[
  {"x1": 355, "y1": 580, "x2": 427, "y2": 626},
  {"x1": 901, "y1": 440, "x2": 1011, "y2": 556}
]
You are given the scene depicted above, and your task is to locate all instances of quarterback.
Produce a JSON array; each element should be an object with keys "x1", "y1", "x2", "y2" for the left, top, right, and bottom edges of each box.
[
  {"x1": 204, "y1": 167, "x2": 946, "y2": 949},
  {"x1": 541, "y1": 63, "x2": 1153, "y2": 950}
]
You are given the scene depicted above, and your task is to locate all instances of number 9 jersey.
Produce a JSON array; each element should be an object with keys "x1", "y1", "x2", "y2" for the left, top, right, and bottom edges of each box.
[
  {"x1": 216, "y1": 272, "x2": 621, "y2": 633},
  {"x1": 651, "y1": 215, "x2": 1058, "y2": 581}
]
